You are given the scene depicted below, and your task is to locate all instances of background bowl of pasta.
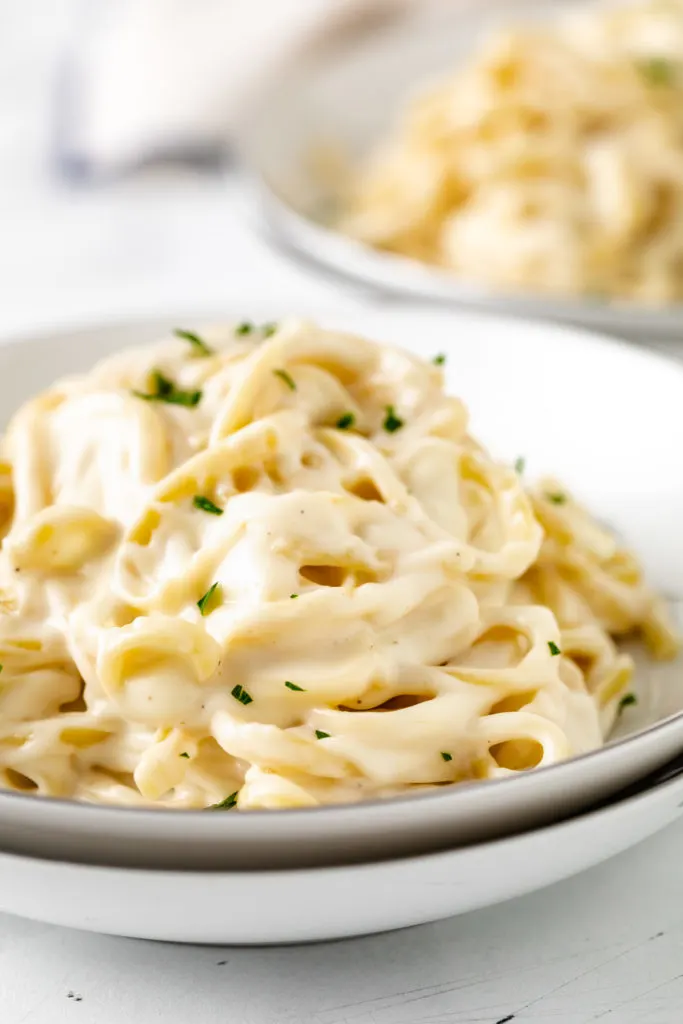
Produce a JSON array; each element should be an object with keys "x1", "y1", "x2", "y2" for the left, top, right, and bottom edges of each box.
[
  {"x1": 0, "y1": 302, "x2": 679, "y2": 905},
  {"x1": 243, "y1": 0, "x2": 683, "y2": 343}
]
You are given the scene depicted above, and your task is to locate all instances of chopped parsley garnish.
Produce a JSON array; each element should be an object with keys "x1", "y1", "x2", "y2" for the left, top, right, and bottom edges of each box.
[
  {"x1": 208, "y1": 792, "x2": 238, "y2": 810},
  {"x1": 133, "y1": 370, "x2": 202, "y2": 408},
  {"x1": 284, "y1": 681, "x2": 306, "y2": 692},
  {"x1": 273, "y1": 368, "x2": 296, "y2": 391},
  {"x1": 290, "y1": 594, "x2": 298, "y2": 599},
  {"x1": 383, "y1": 405, "x2": 404, "y2": 433},
  {"x1": 546, "y1": 491, "x2": 567, "y2": 505},
  {"x1": 235, "y1": 320, "x2": 277, "y2": 338},
  {"x1": 315, "y1": 729, "x2": 330, "y2": 740},
  {"x1": 0, "y1": 665, "x2": 3, "y2": 673},
  {"x1": 179, "y1": 752, "x2": 190, "y2": 759},
  {"x1": 174, "y1": 328, "x2": 213, "y2": 356},
  {"x1": 441, "y1": 751, "x2": 453, "y2": 762},
  {"x1": 197, "y1": 581, "x2": 222, "y2": 616},
  {"x1": 514, "y1": 456, "x2": 526, "y2": 475},
  {"x1": 193, "y1": 495, "x2": 223, "y2": 516},
  {"x1": 638, "y1": 56, "x2": 675, "y2": 86},
  {"x1": 231, "y1": 684, "x2": 253, "y2": 706},
  {"x1": 548, "y1": 640, "x2": 562, "y2": 656},
  {"x1": 336, "y1": 412, "x2": 355, "y2": 430},
  {"x1": 432, "y1": 353, "x2": 446, "y2": 366},
  {"x1": 619, "y1": 693, "x2": 638, "y2": 712}
]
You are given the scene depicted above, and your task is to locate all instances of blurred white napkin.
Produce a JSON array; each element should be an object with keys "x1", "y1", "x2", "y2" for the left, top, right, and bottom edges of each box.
[{"x1": 59, "y1": 0, "x2": 414, "y2": 177}]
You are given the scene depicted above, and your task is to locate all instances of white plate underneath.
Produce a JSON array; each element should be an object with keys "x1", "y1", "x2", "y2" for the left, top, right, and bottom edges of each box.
[{"x1": 3, "y1": 768, "x2": 683, "y2": 944}]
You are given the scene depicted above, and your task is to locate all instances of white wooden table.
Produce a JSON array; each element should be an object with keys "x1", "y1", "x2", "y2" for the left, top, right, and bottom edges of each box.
[
  {"x1": 2, "y1": 819, "x2": 683, "y2": 1024},
  {"x1": 2, "y1": 5, "x2": 683, "y2": 1022}
]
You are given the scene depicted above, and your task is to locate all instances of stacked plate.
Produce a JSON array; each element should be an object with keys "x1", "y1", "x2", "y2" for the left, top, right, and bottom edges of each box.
[{"x1": 0, "y1": 307, "x2": 680, "y2": 944}]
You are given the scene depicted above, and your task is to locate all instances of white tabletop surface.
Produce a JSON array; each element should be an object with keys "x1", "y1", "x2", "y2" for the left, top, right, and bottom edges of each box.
[
  {"x1": 3, "y1": 820, "x2": 683, "y2": 1024},
  {"x1": 2, "y1": 5, "x2": 683, "y2": 1023}
]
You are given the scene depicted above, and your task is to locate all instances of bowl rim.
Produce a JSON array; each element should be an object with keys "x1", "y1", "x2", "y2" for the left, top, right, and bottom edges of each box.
[{"x1": 3, "y1": 743, "x2": 683, "y2": 876}]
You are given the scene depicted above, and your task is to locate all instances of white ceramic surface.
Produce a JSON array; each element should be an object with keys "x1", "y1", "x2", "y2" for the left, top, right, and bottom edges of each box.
[
  {"x1": 3, "y1": 766, "x2": 683, "y2": 944},
  {"x1": 242, "y1": 0, "x2": 683, "y2": 341},
  {"x1": 0, "y1": 308, "x2": 680, "y2": 874}
]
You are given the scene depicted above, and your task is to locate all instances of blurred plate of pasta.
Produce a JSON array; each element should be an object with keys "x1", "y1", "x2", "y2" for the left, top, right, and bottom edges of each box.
[{"x1": 241, "y1": 0, "x2": 683, "y2": 342}]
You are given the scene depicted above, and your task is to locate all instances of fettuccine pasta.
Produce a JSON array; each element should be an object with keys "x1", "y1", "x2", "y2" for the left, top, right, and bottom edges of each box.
[
  {"x1": 339, "y1": 0, "x2": 683, "y2": 303},
  {"x1": 0, "y1": 319, "x2": 676, "y2": 810}
]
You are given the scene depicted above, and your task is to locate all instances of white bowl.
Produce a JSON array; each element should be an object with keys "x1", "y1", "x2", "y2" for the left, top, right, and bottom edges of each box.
[
  {"x1": 241, "y1": 0, "x2": 683, "y2": 342},
  {"x1": 3, "y1": 763, "x2": 683, "y2": 943},
  {"x1": 0, "y1": 306, "x2": 680, "y2": 874}
]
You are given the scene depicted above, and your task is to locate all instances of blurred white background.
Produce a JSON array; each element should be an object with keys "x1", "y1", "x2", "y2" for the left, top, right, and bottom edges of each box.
[{"x1": 0, "y1": 0, "x2": 366, "y2": 336}]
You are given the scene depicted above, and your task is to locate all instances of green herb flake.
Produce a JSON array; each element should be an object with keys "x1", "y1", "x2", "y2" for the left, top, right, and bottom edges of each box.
[
  {"x1": 548, "y1": 640, "x2": 562, "y2": 656},
  {"x1": 193, "y1": 495, "x2": 223, "y2": 516},
  {"x1": 619, "y1": 693, "x2": 638, "y2": 712},
  {"x1": 336, "y1": 412, "x2": 355, "y2": 430},
  {"x1": 262, "y1": 322, "x2": 278, "y2": 338},
  {"x1": 432, "y1": 353, "x2": 446, "y2": 366},
  {"x1": 273, "y1": 368, "x2": 296, "y2": 391},
  {"x1": 197, "y1": 581, "x2": 222, "y2": 616},
  {"x1": 0, "y1": 665, "x2": 3, "y2": 673},
  {"x1": 208, "y1": 792, "x2": 238, "y2": 810},
  {"x1": 440, "y1": 751, "x2": 453, "y2": 762},
  {"x1": 284, "y1": 681, "x2": 306, "y2": 692},
  {"x1": 179, "y1": 752, "x2": 190, "y2": 759},
  {"x1": 290, "y1": 594, "x2": 298, "y2": 599},
  {"x1": 133, "y1": 370, "x2": 202, "y2": 408},
  {"x1": 315, "y1": 729, "x2": 330, "y2": 740},
  {"x1": 235, "y1": 321, "x2": 254, "y2": 335},
  {"x1": 546, "y1": 491, "x2": 567, "y2": 505},
  {"x1": 638, "y1": 56, "x2": 675, "y2": 86},
  {"x1": 174, "y1": 328, "x2": 213, "y2": 357},
  {"x1": 383, "y1": 405, "x2": 404, "y2": 433},
  {"x1": 231, "y1": 684, "x2": 253, "y2": 706},
  {"x1": 514, "y1": 456, "x2": 526, "y2": 475}
]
